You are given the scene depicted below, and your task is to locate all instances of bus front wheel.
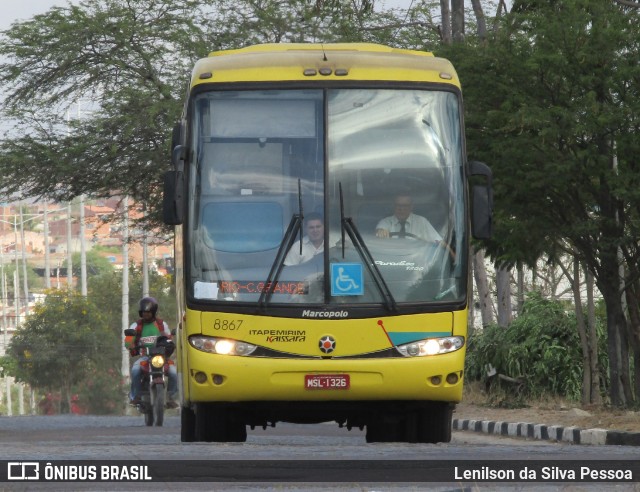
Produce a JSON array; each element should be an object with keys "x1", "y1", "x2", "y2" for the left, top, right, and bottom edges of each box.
[
  {"x1": 194, "y1": 403, "x2": 247, "y2": 442},
  {"x1": 181, "y1": 405, "x2": 196, "y2": 442}
]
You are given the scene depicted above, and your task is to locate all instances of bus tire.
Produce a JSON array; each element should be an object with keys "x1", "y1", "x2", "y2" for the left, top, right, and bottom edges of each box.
[
  {"x1": 214, "y1": 405, "x2": 247, "y2": 442},
  {"x1": 181, "y1": 405, "x2": 196, "y2": 442},
  {"x1": 195, "y1": 403, "x2": 247, "y2": 442},
  {"x1": 194, "y1": 402, "x2": 214, "y2": 441},
  {"x1": 417, "y1": 403, "x2": 452, "y2": 443},
  {"x1": 366, "y1": 421, "x2": 400, "y2": 443},
  {"x1": 226, "y1": 420, "x2": 248, "y2": 442}
]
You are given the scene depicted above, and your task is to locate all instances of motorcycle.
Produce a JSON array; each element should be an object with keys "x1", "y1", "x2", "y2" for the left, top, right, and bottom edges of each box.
[{"x1": 124, "y1": 330, "x2": 175, "y2": 427}]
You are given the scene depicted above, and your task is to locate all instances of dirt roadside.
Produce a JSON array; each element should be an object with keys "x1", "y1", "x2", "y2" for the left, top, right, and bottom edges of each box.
[{"x1": 453, "y1": 401, "x2": 640, "y2": 433}]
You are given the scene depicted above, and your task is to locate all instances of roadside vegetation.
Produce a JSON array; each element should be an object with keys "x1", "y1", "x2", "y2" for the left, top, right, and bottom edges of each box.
[
  {"x1": 466, "y1": 292, "x2": 611, "y2": 408},
  {"x1": 0, "y1": 256, "x2": 175, "y2": 415}
]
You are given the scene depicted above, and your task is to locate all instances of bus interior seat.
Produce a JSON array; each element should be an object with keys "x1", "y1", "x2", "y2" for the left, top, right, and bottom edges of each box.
[
  {"x1": 202, "y1": 200, "x2": 284, "y2": 266},
  {"x1": 354, "y1": 202, "x2": 393, "y2": 235}
]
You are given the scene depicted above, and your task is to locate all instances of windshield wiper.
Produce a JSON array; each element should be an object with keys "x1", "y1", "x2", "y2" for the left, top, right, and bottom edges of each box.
[
  {"x1": 338, "y1": 184, "x2": 397, "y2": 312},
  {"x1": 257, "y1": 179, "x2": 304, "y2": 309}
]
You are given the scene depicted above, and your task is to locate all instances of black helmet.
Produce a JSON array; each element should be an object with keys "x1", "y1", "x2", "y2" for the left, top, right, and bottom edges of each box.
[{"x1": 138, "y1": 297, "x2": 158, "y2": 317}]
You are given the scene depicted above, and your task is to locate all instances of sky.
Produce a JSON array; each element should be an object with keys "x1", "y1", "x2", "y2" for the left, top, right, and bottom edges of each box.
[
  {"x1": 3, "y1": 0, "x2": 418, "y2": 31},
  {"x1": 1, "y1": 1, "x2": 77, "y2": 30}
]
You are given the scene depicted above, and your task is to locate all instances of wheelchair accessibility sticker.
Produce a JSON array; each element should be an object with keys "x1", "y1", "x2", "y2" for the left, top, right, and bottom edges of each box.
[{"x1": 331, "y1": 263, "x2": 364, "y2": 296}]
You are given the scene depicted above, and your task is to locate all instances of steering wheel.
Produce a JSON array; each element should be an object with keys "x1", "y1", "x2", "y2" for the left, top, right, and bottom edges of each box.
[
  {"x1": 387, "y1": 233, "x2": 455, "y2": 260},
  {"x1": 388, "y1": 231, "x2": 427, "y2": 242}
]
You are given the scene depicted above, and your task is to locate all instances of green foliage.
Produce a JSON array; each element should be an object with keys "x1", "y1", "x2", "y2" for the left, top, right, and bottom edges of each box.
[
  {"x1": 466, "y1": 292, "x2": 589, "y2": 401},
  {"x1": 92, "y1": 245, "x2": 120, "y2": 254},
  {"x1": 74, "y1": 363, "x2": 125, "y2": 415},
  {"x1": 440, "y1": 1, "x2": 640, "y2": 271},
  {"x1": 0, "y1": 0, "x2": 200, "y2": 210},
  {"x1": 5, "y1": 290, "x2": 120, "y2": 410},
  {"x1": 1, "y1": 261, "x2": 41, "y2": 301},
  {"x1": 71, "y1": 250, "x2": 115, "y2": 277},
  {"x1": 0, "y1": 0, "x2": 412, "y2": 222},
  {"x1": 438, "y1": 0, "x2": 640, "y2": 405},
  {"x1": 89, "y1": 263, "x2": 177, "y2": 330},
  {"x1": 2, "y1": 262, "x2": 173, "y2": 414}
]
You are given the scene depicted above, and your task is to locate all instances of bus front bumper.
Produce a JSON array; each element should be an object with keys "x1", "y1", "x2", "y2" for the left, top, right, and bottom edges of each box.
[{"x1": 182, "y1": 346, "x2": 465, "y2": 404}]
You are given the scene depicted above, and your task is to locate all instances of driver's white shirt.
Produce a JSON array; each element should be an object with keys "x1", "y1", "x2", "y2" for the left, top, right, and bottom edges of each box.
[
  {"x1": 376, "y1": 213, "x2": 442, "y2": 242},
  {"x1": 284, "y1": 236, "x2": 324, "y2": 265}
]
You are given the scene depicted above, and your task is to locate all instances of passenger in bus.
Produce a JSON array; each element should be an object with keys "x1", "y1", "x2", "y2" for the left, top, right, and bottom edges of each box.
[
  {"x1": 284, "y1": 212, "x2": 324, "y2": 265},
  {"x1": 375, "y1": 194, "x2": 442, "y2": 242}
]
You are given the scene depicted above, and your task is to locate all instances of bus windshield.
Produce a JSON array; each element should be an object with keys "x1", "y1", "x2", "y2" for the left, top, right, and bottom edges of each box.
[{"x1": 187, "y1": 88, "x2": 466, "y2": 307}]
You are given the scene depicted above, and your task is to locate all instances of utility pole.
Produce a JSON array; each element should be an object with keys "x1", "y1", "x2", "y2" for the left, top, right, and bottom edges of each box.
[
  {"x1": 121, "y1": 196, "x2": 130, "y2": 382},
  {"x1": 43, "y1": 202, "x2": 50, "y2": 289},
  {"x1": 142, "y1": 233, "x2": 149, "y2": 298},
  {"x1": 67, "y1": 202, "x2": 73, "y2": 289},
  {"x1": 80, "y1": 196, "x2": 87, "y2": 297},
  {"x1": 19, "y1": 206, "x2": 29, "y2": 317},
  {"x1": 1, "y1": 232, "x2": 9, "y2": 416},
  {"x1": 13, "y1": 215, "x2": 20, "y2": 329},
  {"x1": 17, "y1": 383, "x2": 24, "y2": 415},
  {"x1": 8, "y1": 270, "x2": 18, "y2": 417},
  {"x1": 0, "y1": 207, "x2": 11, "y2": 415}
]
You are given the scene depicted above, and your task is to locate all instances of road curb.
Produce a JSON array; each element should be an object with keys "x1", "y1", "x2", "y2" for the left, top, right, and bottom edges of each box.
[{"x1": 452, "y1": 418, "x2": 640, "y2": 446}]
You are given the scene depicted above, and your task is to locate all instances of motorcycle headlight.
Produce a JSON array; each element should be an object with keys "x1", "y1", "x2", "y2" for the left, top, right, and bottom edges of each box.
[
  {"x1": 396, "y1": 336, "x2": 464, "y2": 357},
  {"x1": 151, "y1": 354, "x2": 165, "y2": 368},
  {"x1": 189, "y1": 336, "x2": 257, "y2": 356}
]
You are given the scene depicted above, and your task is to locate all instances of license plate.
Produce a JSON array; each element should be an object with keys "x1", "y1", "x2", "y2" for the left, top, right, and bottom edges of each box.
[{"x1": 305, "y1": 374, "x2": 350, "y2": 390}]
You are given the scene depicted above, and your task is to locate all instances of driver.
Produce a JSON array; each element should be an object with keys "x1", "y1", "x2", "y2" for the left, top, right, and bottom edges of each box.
[{"x1": 375, "y1": 194, "x2": 442, "y2": 242}]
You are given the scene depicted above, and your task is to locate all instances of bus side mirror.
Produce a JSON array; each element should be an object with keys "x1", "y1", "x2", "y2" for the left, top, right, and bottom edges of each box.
[
  {"x1": 171, "y1": 121, "x2": 183, "y2": 151},
  {"x1": 469, "y1": 161, "x2": 493, "y2": 240},
  {"x1": 163, "y1": 169, "x2": 184, "y2": 225},
  {"x1": 163, "y1": 144, "x2": 186, "y2": 225}
]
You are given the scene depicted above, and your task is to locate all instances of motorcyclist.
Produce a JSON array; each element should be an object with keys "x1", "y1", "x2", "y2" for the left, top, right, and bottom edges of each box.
[{"x1": 126, "y1": 297, "x2": 178, "y2": 408}]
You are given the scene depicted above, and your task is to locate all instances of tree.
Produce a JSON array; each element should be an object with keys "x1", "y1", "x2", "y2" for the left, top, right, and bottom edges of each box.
[
  {"x1": 71, "y1": 250, "x2": 116, "y2": 278},
  {"x1": 446, "y1": 0, "x2": 640, "y2": 405},
  {"x1": 0, "y1": 0, "x2": 396, "y2": 225},
  {"x1": 88, "y1": 261, "x2": 176, "y2": 332},
  {"x1": 557, "y1": 256, "x2": 602, "y2": 404},
  {"x1": 5, "y1": 290, "x2": 120, "y2": 412},
  {"x1": 0, "y1": 0, "x2": 206, "y2": 222},
  {"x1": 472, "y1": 247, "x2": 494, "y2": 328}
]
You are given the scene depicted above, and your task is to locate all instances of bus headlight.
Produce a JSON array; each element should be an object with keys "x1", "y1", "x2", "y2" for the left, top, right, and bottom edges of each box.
[
  {"x1": 189, "y1": 336, "x2": 257, "y2": 356},
  {"x1": 396, "y1": 336, "x2": 464, "y2": 357}
]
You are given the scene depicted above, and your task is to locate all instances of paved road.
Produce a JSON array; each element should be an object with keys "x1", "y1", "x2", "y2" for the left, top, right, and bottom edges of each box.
[{"x1": 0, "y1": 415, "x2": 638, "y2": 491}]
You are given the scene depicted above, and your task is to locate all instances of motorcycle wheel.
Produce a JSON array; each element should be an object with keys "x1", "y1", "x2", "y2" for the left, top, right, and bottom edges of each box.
[
  {"x1": 152, "y1": 383, "x2": 165, "y2": 427},
  {"x1": 144, "y1": 402, "x2": 154, "y2": 427}
]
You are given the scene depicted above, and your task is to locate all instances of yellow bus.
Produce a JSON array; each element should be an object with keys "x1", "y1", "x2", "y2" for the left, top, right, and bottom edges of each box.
[{"x1": 163, "y1": 43, "x2": 492, "y2": 443}]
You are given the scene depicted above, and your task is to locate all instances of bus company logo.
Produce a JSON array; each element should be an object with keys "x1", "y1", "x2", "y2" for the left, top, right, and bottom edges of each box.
[
  {"x1": 266, "y1": 335, "x2": 306, "y2": 343},
  {"x1": 318, "y1": 336, "x2": 336, "y2": 354},
  {"x1": 249, "y1": 329, "x2": 305, "y2": 343},
  {"x1": 302, "y1": 310, "x2": 349, "y2": 318}
]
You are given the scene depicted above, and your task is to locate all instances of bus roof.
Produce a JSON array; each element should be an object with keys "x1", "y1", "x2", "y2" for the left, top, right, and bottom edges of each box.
[{"x1": 191, "y1": 43, "x2": 460, "y2": 88}]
